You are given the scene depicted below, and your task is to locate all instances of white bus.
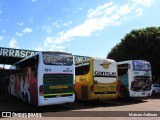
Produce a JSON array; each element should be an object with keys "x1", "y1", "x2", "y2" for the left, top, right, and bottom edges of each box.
[
  {"x1": 117, "y1": 60, "x2": 152, "y2": 98},
  {"x1": 8, "y1": 51, "x2": 75, "y2": 106}
]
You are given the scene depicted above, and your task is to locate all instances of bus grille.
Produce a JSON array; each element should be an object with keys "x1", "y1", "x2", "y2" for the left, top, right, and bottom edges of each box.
[{"x1": 81, "y1": 86, "x2": 88, "y2": 99}]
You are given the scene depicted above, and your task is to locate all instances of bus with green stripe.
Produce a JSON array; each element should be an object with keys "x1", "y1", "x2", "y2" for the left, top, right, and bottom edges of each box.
[{"x1": 8, "y1": 51, "x2": 75, "y2": 106}]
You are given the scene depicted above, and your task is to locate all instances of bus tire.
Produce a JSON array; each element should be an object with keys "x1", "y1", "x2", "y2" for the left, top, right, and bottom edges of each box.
[
  {"x1": 152, "y1": 90, "x2": 156, "y2": 96},
  {"x1": 25, "y1": 93, "x2": 30, "y2": 104},
  {"x1": 75, "y1": 91, "x2": 79, "y2": 102},
  {"x1": 21, "y1": 92, "x2": 26, "y2": 103},
  {"x1": 9, "y1": 88, "x2": 11, "y2": 94}
]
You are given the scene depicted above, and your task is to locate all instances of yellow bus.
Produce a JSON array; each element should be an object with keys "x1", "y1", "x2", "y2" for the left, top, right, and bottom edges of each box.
[{"x1": 75, "y1": 57, "x2": 118, "y2": 101}]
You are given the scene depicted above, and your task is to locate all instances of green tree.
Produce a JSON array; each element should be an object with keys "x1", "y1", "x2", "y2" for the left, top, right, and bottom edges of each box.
[{"x1": 107, "y1": 27, "x2": 160, "y2": 82}]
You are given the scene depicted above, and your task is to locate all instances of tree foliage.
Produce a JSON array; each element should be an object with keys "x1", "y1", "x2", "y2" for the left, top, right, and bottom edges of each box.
[{"x1": 107, "y1": 27, "x2": 160, "y2": 82}]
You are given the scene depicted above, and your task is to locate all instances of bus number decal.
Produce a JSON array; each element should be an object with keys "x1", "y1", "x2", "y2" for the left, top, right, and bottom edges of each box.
[
  {"x1": 45, "y1": 68, "x2": 51, "y2": 72},
  {"x1": 79, "y1": 79, "x2": 87, "y2": 82}
]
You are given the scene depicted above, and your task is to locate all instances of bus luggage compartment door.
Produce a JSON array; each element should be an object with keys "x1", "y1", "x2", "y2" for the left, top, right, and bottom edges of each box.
[{"x1": 43, "y1": 74, "x2": 73, "y2": 98}]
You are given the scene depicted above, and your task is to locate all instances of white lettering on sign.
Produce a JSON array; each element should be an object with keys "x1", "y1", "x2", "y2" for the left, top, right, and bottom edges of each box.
[
  {"x1": 0, "y1": 47, "x2": 38, "y2": 58},
  {"x1": 20, "y1": 50, "x2": 25, "y2": 57},
  {"x1": 74, "y1": 55, "x2": 90, "y2": 63},
  {"x1": 9, "y1": 49, "x2": 14, "y2": 57}
]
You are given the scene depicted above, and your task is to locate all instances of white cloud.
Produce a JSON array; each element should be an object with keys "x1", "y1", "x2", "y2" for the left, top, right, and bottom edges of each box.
[
  {"x1": 17, "y1": 22, "x2": 23, "y2": 26},
  {"x1": 52, "y1": 22, "x2": 60, "y2": 28},
  {"x1": 31, "y1": 0, "x2": 37, "y2": 2},
  {"x1": 87, "y1": 2, "x2": 113, "y2": 18},
  {"x1": 42, "y1": 25, "x2": 52, "y2": 34},
  {"x1": 15, "y1": 27, "x2": 32, "y2": 37},
  {"x1": 9, "y1": 38, "x2": 17, "y2": 48},
  {"x1": 62, "y1": 7, "x2": 69, "y2": 12},
  {"x1": 78, "y1": 7, "x2": 83, "y2": 11},
  {"x1": 132, "y1": 0, "x2": 154, "y2": 7},
  {"x1": 54, "y1": 45, "x2": 65, "y2": 50},
  {"x1": 22, "y1": 27, "x2": 32, "y2": 33},
  {"x1": 118, "y1": 4, "x2": 131, "y2": 16},
  {"x1": 29, "y1": 19, "x2": 34, "y2": 23},
  {"x1": 35, "y1": 46, "x2": 43, "y2": 51},
  {"x1": 96, "y1": 34, "x2": 100, "y2": 37},
  {"x1": 44, "y1": 37, "x2": 54, "y2": 47},
  {"x1": 65, "y1": 18, "x2": 111, "y2": 37},
  {"x1": 0, "y1": 36, "x2": 4, "y2": 40},
  {"x1": 38, "y1": 0, "x2": 155, "y2": 50},
  {"x1": 15, "y1": 32, "x2": 23, "y2": 37},
  {"x1": 36, "y1": 42, "x2": 65, "y2": 51},
  {"x1": 63, "y1": 21, "x2": 72, "y2": 26},
  {"x1": 135, "y1": 8, "x2": 143, "y2": 16}
]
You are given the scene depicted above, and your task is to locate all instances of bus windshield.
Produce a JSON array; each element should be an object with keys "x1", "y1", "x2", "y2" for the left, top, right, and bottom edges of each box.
[
  {"x1": 133, "y1": 61, "x2": 151, "y2": 71},
  {"x1": 43, "y1": 52, "x2": 73, "y2": 65}
]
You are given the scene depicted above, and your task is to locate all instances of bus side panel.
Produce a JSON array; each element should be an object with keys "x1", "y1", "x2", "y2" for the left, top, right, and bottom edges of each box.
[
  {"x1": 75, "y1": 60, "x2": 92, "y2": 100},
  {"x1": 9, "y1": 74, "x2": 17, "y2": 96},
  {"x1": 26, "y1": 66, "x2": 38, "y2": 106},
  {"x1": 9, "y1": 67, "x2": 38, "y2": 106},
  {"x1": 9, "y1": 71, "x2": 22, "y2": 98},
  {"x1": 75, "y1": 74, "x2": 91, "y2": 100}
]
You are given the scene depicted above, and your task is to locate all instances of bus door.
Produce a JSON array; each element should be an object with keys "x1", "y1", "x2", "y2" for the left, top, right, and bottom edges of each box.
[{"x1": 117, "y1": 64, "x2": 130, "y2": 97}]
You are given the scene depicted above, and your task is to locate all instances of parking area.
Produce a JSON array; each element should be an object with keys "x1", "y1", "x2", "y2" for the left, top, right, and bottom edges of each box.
[{"x1": 0, "y1": 94, "x2": 160, "y2": 119}]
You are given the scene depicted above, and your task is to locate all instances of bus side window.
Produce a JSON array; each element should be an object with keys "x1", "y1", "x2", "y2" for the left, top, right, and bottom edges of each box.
[
  {"x1": 118, "y1": 64, "x2": 129, "y2": 76},
  {"x1": 83, "y1": 65, "x2": 90, "y2": 75},
  {"x1": 75, "y1": 62, "x2": 90, "y2": 75}
]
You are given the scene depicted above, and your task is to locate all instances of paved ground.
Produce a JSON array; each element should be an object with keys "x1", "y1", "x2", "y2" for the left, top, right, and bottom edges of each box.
[{"x1": 0, "y1": 94, "x2": 160, "y2": 120}]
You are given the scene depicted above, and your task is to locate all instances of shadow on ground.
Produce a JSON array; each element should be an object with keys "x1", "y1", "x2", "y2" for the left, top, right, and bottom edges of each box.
[{"x1": 0, "y1": 94, "x2": 154, "y2": 113}]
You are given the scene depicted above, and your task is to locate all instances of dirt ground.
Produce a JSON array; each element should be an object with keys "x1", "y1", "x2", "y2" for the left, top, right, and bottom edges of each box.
[{"x1": 0, "y1": 94, "x2": 160, "y2": 120}]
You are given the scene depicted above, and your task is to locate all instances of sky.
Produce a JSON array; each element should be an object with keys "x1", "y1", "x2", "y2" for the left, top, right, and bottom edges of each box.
[{"x1": 0, "y1": 0, "x2": 160, "y2": 60}]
